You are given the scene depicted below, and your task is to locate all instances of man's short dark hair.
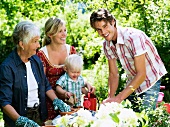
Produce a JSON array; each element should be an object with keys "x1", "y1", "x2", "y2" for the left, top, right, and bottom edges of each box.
[{"x1": 90, "y1": 8, "x2": 116, "y2": 29}]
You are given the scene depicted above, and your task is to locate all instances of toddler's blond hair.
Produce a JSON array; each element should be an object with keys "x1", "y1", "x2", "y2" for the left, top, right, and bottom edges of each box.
[{"x1": 65, "y1": 54, "x2": 83, "y2": 71}]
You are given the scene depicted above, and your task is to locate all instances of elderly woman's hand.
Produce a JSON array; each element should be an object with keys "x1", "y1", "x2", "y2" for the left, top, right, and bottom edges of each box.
[
  {"x1": 15, "y1": 116, "x2": 40, "y2": 127},
  {"x1": 53, "y1": 98, "x2": 71, "y2": 112}
]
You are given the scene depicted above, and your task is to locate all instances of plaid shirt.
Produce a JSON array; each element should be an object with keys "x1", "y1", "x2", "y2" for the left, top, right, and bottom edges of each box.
[
  {"x1": 56, "y1": 73, "x2": 85, "y2": 106},
  {"x1": 103, "y1": 26, "x2": 167, "y2": 94}
]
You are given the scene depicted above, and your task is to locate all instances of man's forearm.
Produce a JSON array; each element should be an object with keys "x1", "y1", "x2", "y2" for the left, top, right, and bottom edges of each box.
[
  {"x1": 118, "y1": 72, "x2": 146, "y2": 100},
  {"x1": 108, "y1": 74, "x2": 119, "y2": 98}
]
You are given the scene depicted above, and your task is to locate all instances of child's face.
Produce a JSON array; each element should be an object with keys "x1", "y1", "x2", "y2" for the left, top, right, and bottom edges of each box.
[{"x1": 67, "y1": 68, "x2": 81, "y2": 81}]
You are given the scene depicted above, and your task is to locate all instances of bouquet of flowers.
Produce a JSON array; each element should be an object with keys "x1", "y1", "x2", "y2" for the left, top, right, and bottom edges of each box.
[{"x1": 55, "y1": 100, "x2": 148, "y2": 127}]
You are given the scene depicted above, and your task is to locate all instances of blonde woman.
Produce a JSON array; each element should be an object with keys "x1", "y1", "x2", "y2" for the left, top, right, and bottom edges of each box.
[{"x1": 37, "y1": 17, "x2": 95, "y2": 121}]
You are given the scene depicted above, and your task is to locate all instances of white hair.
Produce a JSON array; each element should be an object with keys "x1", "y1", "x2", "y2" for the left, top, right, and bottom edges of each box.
[{"x1": 12, "y1": 21, "x2": 40, "y2": 45}]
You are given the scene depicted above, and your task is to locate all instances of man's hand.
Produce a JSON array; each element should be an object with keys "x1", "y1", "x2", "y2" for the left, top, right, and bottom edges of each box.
[
  {"x1": 102, "y1": 96, "x2": 123, "y2": 104},
  {"x1": 53, "y1": 98, "x2": 71, "y2": 112},
  {"x1": 15, "y1": 116, "x2": 39, "y2": 127}
]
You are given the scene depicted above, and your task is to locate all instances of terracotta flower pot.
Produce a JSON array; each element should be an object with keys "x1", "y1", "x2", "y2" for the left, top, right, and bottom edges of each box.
[{"x1": 59, "y1": 106, "x2": 83, "y2": 116}]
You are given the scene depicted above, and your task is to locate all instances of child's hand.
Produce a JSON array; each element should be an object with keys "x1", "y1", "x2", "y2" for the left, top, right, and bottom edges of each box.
[
  {"x1": 89, "y1": 86, "x2": 95, "y2": 94},
  {"x1": 84, "y1": 81, "x2": 96, "y2": 94},
  {"x1": 86, "y1": 83, "x2": 95, "y2": 94},
  {"x1": 65, "y1": 91, "x2": 73, "y2": 99}
]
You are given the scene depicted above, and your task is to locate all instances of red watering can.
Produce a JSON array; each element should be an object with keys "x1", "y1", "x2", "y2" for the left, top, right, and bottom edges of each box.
[{"x1": 83, "y1": 92, "x2": 97, "y2": 111}]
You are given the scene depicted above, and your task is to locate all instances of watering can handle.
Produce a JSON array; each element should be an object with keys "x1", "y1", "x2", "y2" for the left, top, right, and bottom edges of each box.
[{"x1": 88, "y1": 92, "x2": 91, "y2": 100}]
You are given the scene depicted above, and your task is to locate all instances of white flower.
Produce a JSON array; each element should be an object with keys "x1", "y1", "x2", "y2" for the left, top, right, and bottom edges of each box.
[
  {"x1": 56, "y1": 115, "x2": 71, "y2": 127},
  {"x1": 77, "y1": 108, "x2": 93, "y2": 119},
  {"x1": 69, "y1": 116, "x2": 90, "y2": 127},
  {"x1": 118, "y1": 108, "x2": 139, "y2": 126},
  {"x1": 95, "y1": 102, "x2": 122, "y2": 119},
  {"x1": 91, "y1": 118, "x2": 118, "y2": 127},
  {"x1": 68, "y1": 108, "x2": 96, "y2": 127},
  {"x1": 55, "y1": 101, "x2": 146, "y2": 127}
]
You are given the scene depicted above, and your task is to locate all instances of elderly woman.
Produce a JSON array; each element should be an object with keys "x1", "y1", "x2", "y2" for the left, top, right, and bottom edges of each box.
[{"x1": 0, "y1": 21, "x2": 70, "y2": 127}]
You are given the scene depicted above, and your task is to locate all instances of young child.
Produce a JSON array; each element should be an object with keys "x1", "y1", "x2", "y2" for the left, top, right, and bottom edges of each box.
[{"x1": 56, "y1": 54, "x2": 90, "y2": 107}]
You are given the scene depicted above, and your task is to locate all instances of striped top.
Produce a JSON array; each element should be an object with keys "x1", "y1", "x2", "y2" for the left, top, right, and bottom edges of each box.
[{"x1": 103, "y1": 26, "x2": 167, "y2": 94}]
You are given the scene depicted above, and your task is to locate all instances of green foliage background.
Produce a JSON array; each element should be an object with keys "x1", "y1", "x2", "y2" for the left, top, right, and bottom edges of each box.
[{"x1": 0, "y1": 0, "x2": 170, "y2": 123}]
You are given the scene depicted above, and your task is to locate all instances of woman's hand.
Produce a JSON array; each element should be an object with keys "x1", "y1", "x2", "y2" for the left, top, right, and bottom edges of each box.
[
  {"x1": 53, "y1": 98, "x2": 71, "y2": 112},
  {"x1": 15, "y1": 116, "x2": 40, "y2": 127}
]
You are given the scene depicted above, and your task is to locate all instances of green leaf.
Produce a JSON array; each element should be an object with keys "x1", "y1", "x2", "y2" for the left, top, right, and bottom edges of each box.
[{"x1": 109, "y1": 113, "x2": 119, "y2": 123}]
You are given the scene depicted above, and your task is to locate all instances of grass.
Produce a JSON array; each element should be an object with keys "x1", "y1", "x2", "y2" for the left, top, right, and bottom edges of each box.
[
  {"x1": 0, "y1": 109, "x2": 4, "y2": 127},
  {"x1": 0, "y1": 109, "x2": 2, "y2": 119}
]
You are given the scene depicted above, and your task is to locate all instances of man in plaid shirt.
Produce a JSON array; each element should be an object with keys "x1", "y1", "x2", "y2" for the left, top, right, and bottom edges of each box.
[{"x1": 90, "y1": 8, "x2": 167, "y2": 111}]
